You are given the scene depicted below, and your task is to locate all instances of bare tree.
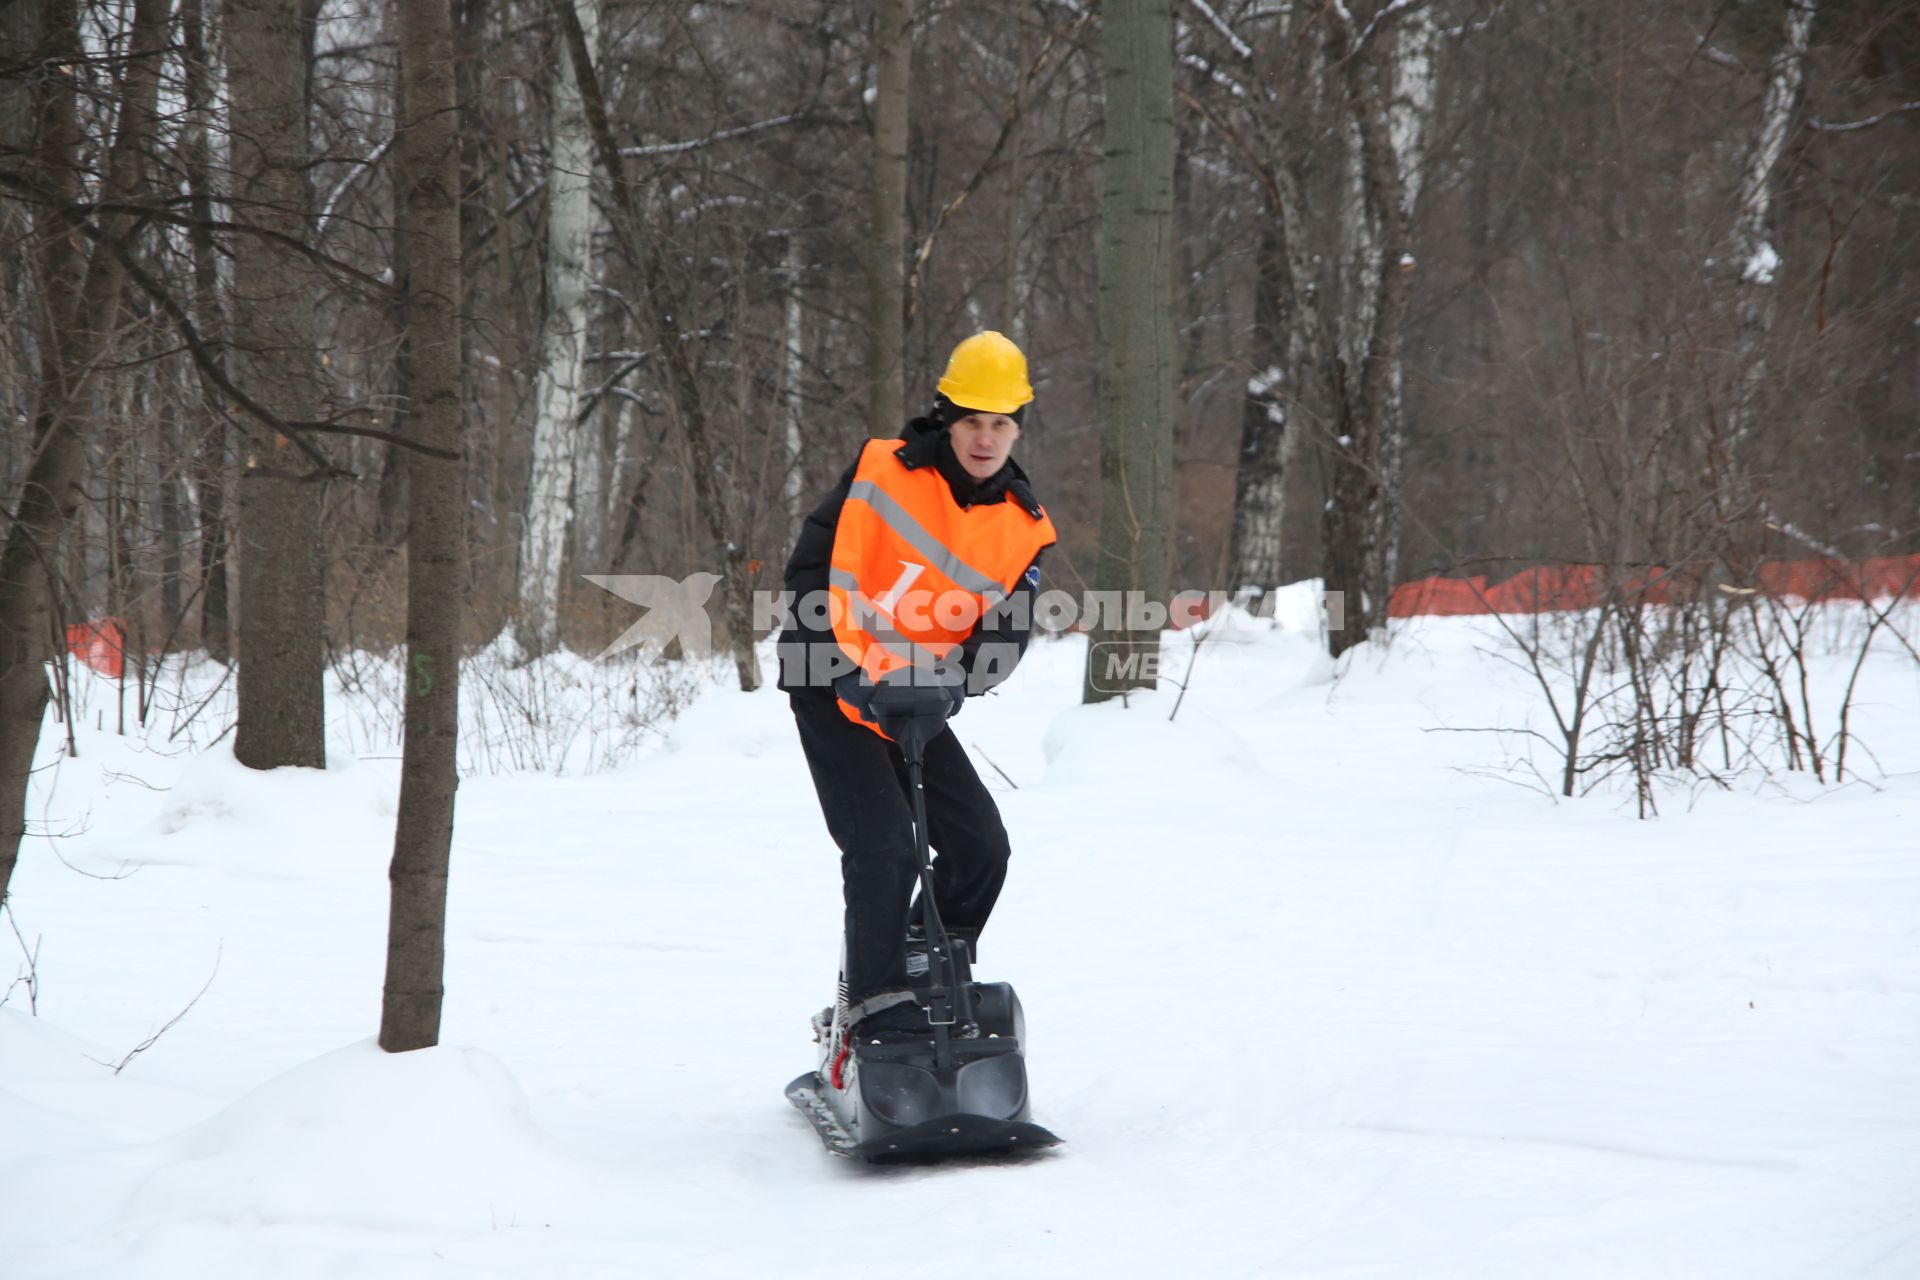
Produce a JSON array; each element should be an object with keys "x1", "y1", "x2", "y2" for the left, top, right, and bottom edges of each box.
[
  {"x1": 380, "y1": 0, "x2": 466, "y2": 1054},
  {"x1": 551, "y1": 0, "x2": 765, "y2": 691},
  {"x1": 1181, "y1": 2, "x2": 1444, "y2": 648},
  {"x1": 0, "y1": 0, "x2": 169, "y2": 906},
  {"x1": 1312, "y1": 3, "x2": 1440, "y2": 656},
  {"x1": 515, "y1": 0, "x2": 599, "y2": 655},
  {"x1": 3, "y1": 0, "x2": 1905, "y2": 886}
]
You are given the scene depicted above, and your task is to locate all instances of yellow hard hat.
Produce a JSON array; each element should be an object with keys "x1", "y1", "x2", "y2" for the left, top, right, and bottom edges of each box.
[{"x1": 936, "y1": 331, "x2": 1034, "y2": 415}]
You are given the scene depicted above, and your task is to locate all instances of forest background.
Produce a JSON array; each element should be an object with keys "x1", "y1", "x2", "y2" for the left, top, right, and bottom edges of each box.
[
  {"x1": 4, "y1": 0, "x2": 1915, "y2": 667},
  {"x1": 1, "y1": 0, "x2": 1916, "y2": 879},
  {"x1": 0, "y1": 0, "x2": 1917, "y2": 1214}
]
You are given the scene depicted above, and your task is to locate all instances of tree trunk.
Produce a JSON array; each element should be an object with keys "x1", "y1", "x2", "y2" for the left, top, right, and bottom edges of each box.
[
  {"x1": 1001, "y1": 0, "x2": 1029, "y2": 342},
  {"x1": 1313, "y1": 8, "x2": 1430, "y2": 657},
  {"x1": 381, "y1": 0, "x2": 466, "y2": 1054},
  {"x1": 0, "y1": 1, "x2": 28, "y2": 150},
  {"x1": 571, "y1": 397, "x2": 608, "y2": 574},
  {"x1": 196, "y1": 449, "x2": 231, "y2": 662},
  {"x1": 375, "y1": 62, "x2": 412, "y2": 552},
  {"x1": 1083, "y1": 0, "x2": 1176, "y2": 704},
  {"x1": 1241, "y1": 4, "x2": 1344, "y2": 606},
  {"x1": 158, "y1": 393, "x2": 185, "y2": 634},
  {"x1": 373, "y1": 360, "x2": 412, "y2": 546},
  {"x1": 1727, "y1": 0, "x2": 1816, "y2": 454},
  {"x1": 229, "y1": 0, "x2": 327, "y2": 770},
  {"x1": 486, "y1": 67, "x2": 518, "y2": 609},
  {"x1": 1226, "y1": 221, "x2": 1288, "y2": 596},
  {"x1": 0, "y1": 0, "x2": 168, "y2": 907},
  {"x1": 182, "y1": 0, "x2": 230, "y2": 664},
  {"x1": 781, "y1": 233, "x2": 807, "y2": 542},
  {"x1": 1373, "y1": 3, "x2": 1439, "y2": 605},
  {"x1": 515, "y1": 0, "x2": 599, "y2": 655},
  {"x1": 867, "y1": 0, "x2": 911, "y2": 438}
]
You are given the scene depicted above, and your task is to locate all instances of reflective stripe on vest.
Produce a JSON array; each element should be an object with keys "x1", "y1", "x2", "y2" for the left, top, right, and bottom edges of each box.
[{"x1": 829, "y1": 439, "x2": 1056, "y2": 731}]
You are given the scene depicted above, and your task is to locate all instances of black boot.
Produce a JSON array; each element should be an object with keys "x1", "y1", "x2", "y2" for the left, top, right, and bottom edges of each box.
[{"x1": 849, "y1": 992, "x2": 931, "y2": 1043}]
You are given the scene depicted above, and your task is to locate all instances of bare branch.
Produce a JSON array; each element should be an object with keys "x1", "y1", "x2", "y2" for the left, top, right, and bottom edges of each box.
[
  {"x1": 1352, "y1": 0, "x2": 1425, "y2": 57},
  {"x1": 618, "y1": 111, "x2": 811, "y2": 158},
  {"x1": 1809, "y1": 102, "x2": 1920, "y2": 133},
  {"x1": 90, "y1": 944, "x2": 222, "y2": 1075},
  {"x1": 315, "y1": 135, "x2": 395, "y2": 239},
  {"x1": 906, "y1": 11, "x2": 1092, "y2": 318},
  {"x1": 1185, "y1": 0, "x2": 1254, "y2": 60},
  {"x1": 110, "y1": 238, "x2": 458, "y2": 467},
  {"x1": 3, "y1": 905, "x2": 41, "y2": 1015}
]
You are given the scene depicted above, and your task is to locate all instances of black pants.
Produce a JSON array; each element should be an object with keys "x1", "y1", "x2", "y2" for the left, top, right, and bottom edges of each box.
[{"x1": 790, "y1": 694, "x2": 1011, "y2": 1004}]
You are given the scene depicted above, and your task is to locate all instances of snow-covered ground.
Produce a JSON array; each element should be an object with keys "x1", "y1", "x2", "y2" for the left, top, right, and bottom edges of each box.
[{"x1": 4, "y1": 604, "x2": 1918, "y2": 1278}]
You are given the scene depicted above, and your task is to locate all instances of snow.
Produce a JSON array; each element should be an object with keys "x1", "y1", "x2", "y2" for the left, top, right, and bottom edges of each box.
[
  {"x1": 5, "y1": 596, "x2": 1919, "y2": 1277},
  {"x1": 1246, "y1": 363, "x2": 1284, "y2": 398},
  {"x1": 1744, "y1": 241, "x2": 1782, "y2": 286}
]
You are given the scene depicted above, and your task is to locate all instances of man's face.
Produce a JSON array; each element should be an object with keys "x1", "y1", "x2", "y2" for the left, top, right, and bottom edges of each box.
[{"x1": 948, "y1": 412, "x2": 1021, "y2": 480}]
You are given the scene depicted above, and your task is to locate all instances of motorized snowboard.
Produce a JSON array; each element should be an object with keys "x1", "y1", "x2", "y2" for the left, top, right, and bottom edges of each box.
[{"x1": 786, "y1": 933, "x2": 1061, "y2": 1160}]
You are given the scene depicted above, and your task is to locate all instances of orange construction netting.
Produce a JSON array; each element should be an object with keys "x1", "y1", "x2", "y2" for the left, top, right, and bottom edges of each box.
[
  {"x1": 1388, "y1": 555, "x2": 1920, "y2": 618},
  {"x1": 64, "y1": 618, "x2": 127, "y2": 679}
]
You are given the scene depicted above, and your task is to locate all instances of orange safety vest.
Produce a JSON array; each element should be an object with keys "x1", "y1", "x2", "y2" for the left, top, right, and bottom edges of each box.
[{"x1": 829, "y1": 438, "x2": 1057, "y2": 734}]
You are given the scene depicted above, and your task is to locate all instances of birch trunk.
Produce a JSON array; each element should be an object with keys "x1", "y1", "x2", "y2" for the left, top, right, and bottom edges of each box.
[
  {"x1": 1255, "y1": 7, "x2": 1343, "y2": 614},
  {"x1": 781, "y1": 233, "x2": 807, "y2": 541},
  {"x1": 1313, "y1": 6, "x2": 1434, "y2": 657},
  {"x1": 1316, "y1": 13, "x2": 1381, "y2": 657},
  {"x1": 573, "y1": 3, "x2": 614, "y2": 584},
  {"x1": 1727, "y1": 0, "x2": 1816, "y2": 454},
  {"x1": 515, "y1": 0, "x2": 599, "y2": 654}
]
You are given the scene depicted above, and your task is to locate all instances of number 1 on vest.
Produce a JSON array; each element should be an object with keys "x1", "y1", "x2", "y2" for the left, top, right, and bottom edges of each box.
[{"x1": 871, "y1": 561, "x2": 927, "y2": 620}]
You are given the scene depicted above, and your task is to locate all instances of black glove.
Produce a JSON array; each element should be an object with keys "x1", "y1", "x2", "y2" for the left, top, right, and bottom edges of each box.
[
  {"x1": 835, "y1": 667, "x2": 965, "y2": 747},
  {"x1": 869, "y1": 674, "x2": 964, "y2": 726}
]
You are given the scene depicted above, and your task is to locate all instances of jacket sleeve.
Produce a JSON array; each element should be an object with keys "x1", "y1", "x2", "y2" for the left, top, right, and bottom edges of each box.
[
  {"x1": 959, "y1": 555, "x2": 1042, "y2": 695},
  {"x1": 784, "y1": 459, "x2": 857, "y2": 603},
  {"x1": 776, "y1": 459, "x2": 859, "y2": 697}
]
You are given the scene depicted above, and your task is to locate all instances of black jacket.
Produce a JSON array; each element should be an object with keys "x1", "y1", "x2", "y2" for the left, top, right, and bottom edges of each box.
[{"x1": 776, "y1": 415, "x2": 1045, "y2": 700}]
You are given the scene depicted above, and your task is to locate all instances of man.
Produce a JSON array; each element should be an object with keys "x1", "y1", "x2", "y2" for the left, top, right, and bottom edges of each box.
[{"x1": 778, "y1": 331, "x2": 1057, "y2": 1042}]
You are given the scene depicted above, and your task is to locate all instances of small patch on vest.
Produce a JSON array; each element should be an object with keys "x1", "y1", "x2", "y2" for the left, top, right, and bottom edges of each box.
[{"x1": 1023, "y1": 565, "x2": 1041, "y2": 590}]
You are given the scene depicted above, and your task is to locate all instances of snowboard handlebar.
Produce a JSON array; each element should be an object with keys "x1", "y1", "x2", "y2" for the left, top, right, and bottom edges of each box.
[{"x1": 901, "y1": 734, "x2": 963, "y2": 1066}]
